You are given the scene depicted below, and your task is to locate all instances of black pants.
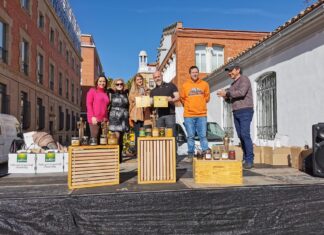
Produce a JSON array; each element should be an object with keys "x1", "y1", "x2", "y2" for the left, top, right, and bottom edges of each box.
[{"x1": 133, "y1": 121, "x2": 144, "y2": 154}]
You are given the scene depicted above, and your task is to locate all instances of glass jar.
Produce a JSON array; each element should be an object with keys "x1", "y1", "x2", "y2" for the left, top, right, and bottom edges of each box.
[
  {"x1": 159, "y1": 127, "x2": 165, "y2": 137},
  {"x1": 108, "y1": 133, "x2": 118, "y2": 145},
  {"x1": 71, "y1": 137, "x2": 80, "y2": 146}
]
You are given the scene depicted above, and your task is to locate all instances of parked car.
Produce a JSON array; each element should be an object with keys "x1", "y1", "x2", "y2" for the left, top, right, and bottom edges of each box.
[
  {"x1": 0, "y1": 114, "x2": 22, "y2": 163},
  {"x1": 175, "y1": 107, "x2": 225, "y2": 155}
]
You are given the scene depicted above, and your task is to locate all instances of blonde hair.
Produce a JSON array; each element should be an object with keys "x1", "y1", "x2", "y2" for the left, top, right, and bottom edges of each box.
[
  {"x1": 111, "y1": 78, "x2": 127, "y2": 91},
  {"x1": 129, "y1": 73, "x2": 144, "y2": 95}
]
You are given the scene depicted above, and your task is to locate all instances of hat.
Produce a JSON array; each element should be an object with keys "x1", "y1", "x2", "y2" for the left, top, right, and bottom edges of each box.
[{"x1": 224, "y1": 63, "x2": 240, "y2": 71}]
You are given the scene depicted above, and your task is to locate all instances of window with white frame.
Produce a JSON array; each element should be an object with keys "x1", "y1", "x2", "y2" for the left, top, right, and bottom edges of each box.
[
  {"x1": 256, "y1": 72, "x2": 277, "y2": 140},
  {"x1": 211, "y1": 46, "x2": 224, "y2": 71},
  {"x1": 223, "y1": 99, "x2": 234, "y2": 138},
  {"x1": 195, "y1": 45, "x2": 206, "y2": 72}
]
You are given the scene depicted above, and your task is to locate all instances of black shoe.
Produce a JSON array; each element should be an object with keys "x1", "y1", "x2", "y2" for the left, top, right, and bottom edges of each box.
[{"x1": 243, "y1": 162, "x2": 254, "y2": 169}]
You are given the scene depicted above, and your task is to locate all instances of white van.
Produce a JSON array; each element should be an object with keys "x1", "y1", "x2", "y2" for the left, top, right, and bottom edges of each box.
[
  {"x1": 175, "y1": 107, "x2": 225, "y2": 155},
  {"x1": 0, "y1": 114, "x2": 21, "y2": 163}
]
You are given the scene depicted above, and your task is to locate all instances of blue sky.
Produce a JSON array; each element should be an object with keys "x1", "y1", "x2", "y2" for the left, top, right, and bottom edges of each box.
[{"x1": 69, "y1": 0, "x2": 314, "y2": 80}]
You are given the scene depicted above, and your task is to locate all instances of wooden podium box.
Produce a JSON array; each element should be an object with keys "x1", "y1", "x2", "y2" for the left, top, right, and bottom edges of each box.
[
  {"x1": 193, "y1": 159, "x2": 243, "y2": 185},
  {"x1": 68, "y1": 145, "x2": 119, "y2": 189},
  {"x1": 137, "y1": 137, "x2": 176, "y2": 184}
]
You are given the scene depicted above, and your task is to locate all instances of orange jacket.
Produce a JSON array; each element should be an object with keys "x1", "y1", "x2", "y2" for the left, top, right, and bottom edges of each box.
[{"x1": 180, "y1": 78, "x2": 210, "y2": 117}]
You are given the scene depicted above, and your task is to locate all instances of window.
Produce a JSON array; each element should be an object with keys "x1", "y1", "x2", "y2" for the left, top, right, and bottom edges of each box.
[
  {"x1": 21, "y1": 39, "x2": 29, "y2": 75},
  {"x1": 38, "y1": 13, "x2": 44, "y2": 29},
  {"x1": 21, "y1": 0, "x2": 30, "y2": 11},
  {"x1": 0, "y1": 83, "x2": 9, "y2": 114},
  {"x1": 71, "y1": 111, "x2": 75, "y2": 131},
  {"x1": 211, "y1": 46, "x2": 224, "y2": 71},
  {"x1": 66, "y1": 50, "x2": 69, "y2": 64},
  {"x1": 223, "y1": 99, "x2": 234, "y2": 138},
  {"x1": 71, "y1": 57, "x2": 75, "y2": 71},
  {"x1": 36, "y1": 98, "x2": 45, "y2": 130},
  {"x1": 59, "y1": 72, "x2": 62, "y2": 95},
  {"x1": 59, "y1": 41, "x2": 63, "y2": 54},
  {"x1": 58, "y1": 106, "x2": 64, "y2": 130},
  {"x1": 71, "y1": 82, "x2": 74, "y2": 102},
  {"x1": 50, "y1": 28, "x2": 55, "y2": 44},
  {"x1": 49, "y1": 64, "x2": 54, "y2": 91},
  {"x1": 65, "y1": 109, "x2": 70, "y2": 131},
  {"x1": 0, "y1": 21, "x2": 8, "y2": 63},
  {"x1": 256, "y1": 72, "x2": 277, "y2": 140},
  {"x1": 37, "y1": 53, "x2": 44, "y2": 84},
  {"x1": 20, "y1": 91, "x2": 30, "y2": 129},
  {"x1": 195, "y1": 45, "x2": 206, "y2": 72},
  {"x1": 66, "y1": 78, "x2": 69, "y2": 99}
]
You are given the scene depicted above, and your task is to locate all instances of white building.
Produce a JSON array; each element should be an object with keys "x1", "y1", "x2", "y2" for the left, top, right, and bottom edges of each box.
[
  {"x1": 205, "y1": 1, "x2": 324, "y2": 147},
  {"x1": 137, "y1": 50, "x2": 157, "y2": 90}
]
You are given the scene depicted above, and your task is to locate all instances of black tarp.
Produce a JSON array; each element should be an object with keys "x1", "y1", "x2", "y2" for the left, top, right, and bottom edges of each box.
[{"x1": 1, "y1": 185, "x2": 324, "y2": 234}]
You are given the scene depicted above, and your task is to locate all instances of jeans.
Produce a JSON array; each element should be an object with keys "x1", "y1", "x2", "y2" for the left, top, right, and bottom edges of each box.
[
  {"x1": 233, "y1": 109, "x2": 254, "y2": 163},
  {"x1": 184, "y1": 117, "x2": 208, "y2": 154},
  {"x1": 157, "y1": 115, "x2": 176, "y2": 137}
]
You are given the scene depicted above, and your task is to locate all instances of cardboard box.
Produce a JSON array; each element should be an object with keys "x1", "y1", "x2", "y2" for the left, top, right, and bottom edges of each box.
[
  {"x1": 254, "y1": 146, "x2": 262, "y2": 164},
  {"x1": 290, "y1": 146, "x2": 303, "y2": 169},
  {"x1": 36, "y1": 153, "x2": 64, "y2": 173},
  {"x1": 8, "y1": 153, "x2": 36, "y2": 174},
  {"x1": 264, "y1": 147, "x2": 291, "y2": 166},
  {"x1": 193, "y1": 159, "x2": 242, "y2": 185},
  {"x1": 261, "y1": 146, "x2": 273, "y2": 165},
  {"x1": 153, "y1": 96, "x2": 168, "y2": 107}
]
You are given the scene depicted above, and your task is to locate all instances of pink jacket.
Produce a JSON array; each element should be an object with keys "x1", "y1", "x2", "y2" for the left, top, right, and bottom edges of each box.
[{"x1": 86, "y1": 87, "x2": 110, "y2": 124}]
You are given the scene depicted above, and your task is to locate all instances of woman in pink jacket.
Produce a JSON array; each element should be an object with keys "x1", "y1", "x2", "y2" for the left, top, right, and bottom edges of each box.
[{"x1": 86, "y1": 74, "x2": 110, "y2": 140}]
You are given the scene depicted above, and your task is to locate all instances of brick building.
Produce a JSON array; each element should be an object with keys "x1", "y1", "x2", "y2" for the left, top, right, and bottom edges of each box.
[
  {"x1": 157, "y1": 22, "x2": 269, "y2": 90},
  {"x1": 80, "y1": 34, "x2": 103, "y2": 118},
  {"x1": 0, "y1": 0, "x2": 82, "y2": 145}
]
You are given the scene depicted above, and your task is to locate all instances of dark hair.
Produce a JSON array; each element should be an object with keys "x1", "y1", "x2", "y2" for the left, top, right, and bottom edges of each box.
[
  {"x1": 94, "y1": 74, "x2": 108, "y2": 89},
  {"x1": 189, "y1": 66, "x2": 199, "y2": 74}
]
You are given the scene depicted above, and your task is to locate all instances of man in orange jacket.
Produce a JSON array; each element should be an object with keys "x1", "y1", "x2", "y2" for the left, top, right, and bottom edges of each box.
[{"x1": 180, "y1": 66, "x2": 210, "y2": 162}]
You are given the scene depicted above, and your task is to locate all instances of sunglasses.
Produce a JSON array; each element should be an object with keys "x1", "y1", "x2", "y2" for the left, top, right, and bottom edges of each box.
[{"x1": 116, "y1": 83, "x2": 124, "y2": 86}]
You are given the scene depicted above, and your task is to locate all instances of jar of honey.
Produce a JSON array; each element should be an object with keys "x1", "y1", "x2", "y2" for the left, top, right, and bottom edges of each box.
[
  {"x1": 71, "y1": 137, "x2": 80, "y2": 146},
  {"x1": 165, "y1": 128, "x2": 173, "y2": 137},
  {"x1": 152, "y1": 128, "x2": 159, "y2": 137},
  {"x1": 107, "y1": 133, "x2": 118, "y2": 145}
]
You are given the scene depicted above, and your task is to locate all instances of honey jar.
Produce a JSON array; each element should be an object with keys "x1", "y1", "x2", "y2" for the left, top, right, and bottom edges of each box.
[
  {"x1": 165, "y1": 128, "x2": 173, "y2": 137},
  {"x1": 71, "y1": 137, "x2": 80, "y2": 146},
  {"x1": 152, "y1": 128, "x2": 159, "y2": 137}
]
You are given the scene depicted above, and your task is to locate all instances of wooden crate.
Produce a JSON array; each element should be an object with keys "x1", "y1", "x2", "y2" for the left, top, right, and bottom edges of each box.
[
  {"x1": 193, "y1": 159, "x2": 242, "y2": 185},
  {"x1": 138, "y1": 137, "x2": 176, "y2": 184},
  {"x1": 68, "y1": 145, "x2": 119, "y2": 189}
]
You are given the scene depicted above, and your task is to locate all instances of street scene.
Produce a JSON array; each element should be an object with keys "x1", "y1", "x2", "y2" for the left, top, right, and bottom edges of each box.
[{"x1": 1, "y1": 0, "x2": 324, "y2": 234}]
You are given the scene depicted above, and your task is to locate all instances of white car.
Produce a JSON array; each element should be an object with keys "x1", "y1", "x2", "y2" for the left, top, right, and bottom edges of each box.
[
  {"x1": 175, "y1": 107, "x2": 225, "y2": 156},
  {"x1": 0, "y1": 114, "x2": 22, "y2": 163}
]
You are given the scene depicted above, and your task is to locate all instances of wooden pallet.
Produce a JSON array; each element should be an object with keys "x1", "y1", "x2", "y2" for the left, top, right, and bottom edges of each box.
[
  {"x1": 68, "y1": 145, "x2": 119, "y2": 189},
  {"x1": 193, "y1": 159, "x2": 242, "y2": 185},
  {"x1": 138, "y1": 137, "x2": 176, "y2": 184}
]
